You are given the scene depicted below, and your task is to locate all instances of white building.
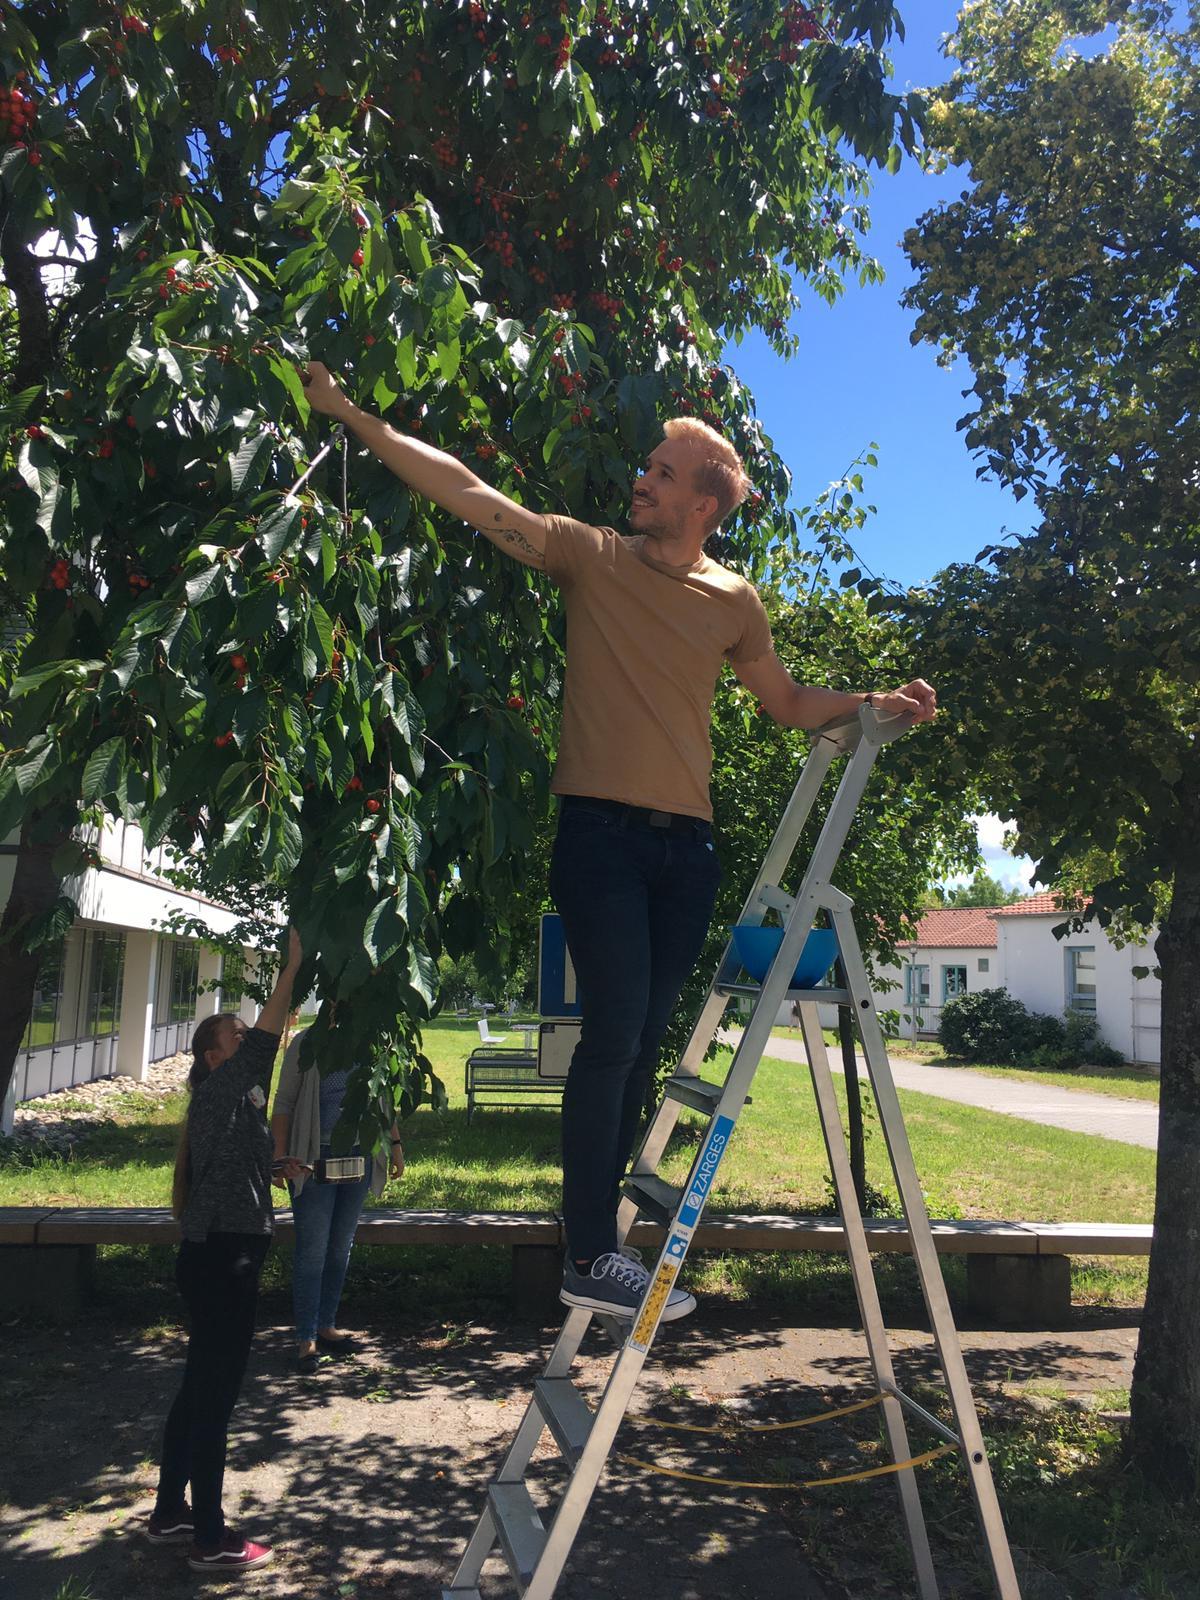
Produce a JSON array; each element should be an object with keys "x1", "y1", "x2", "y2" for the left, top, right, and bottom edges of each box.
[
  {"x1": 874, "y1": 906, "x2": 1004, "y2": 1041},
  {"x1": 992, "y1": 896, "x2": 1161, "y2": 1066},
  {"x1": 872, "y1": 896, "x2": 1160, "y2": 1064},
  {"x1": 1, "y1": 819, "x2": 259, "y2": 1130}
]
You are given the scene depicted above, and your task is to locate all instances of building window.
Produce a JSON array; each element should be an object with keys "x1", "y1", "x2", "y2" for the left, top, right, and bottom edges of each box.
[
  {"x1": 904, "y1": 964, "x2": 930, "y2": 1005},
  {"x1": 87, "y1": 931, "x2": 126, "y2": 1039},
  {"x1": 1066, "y1": 946, "x2": 1097, "y2": 1014},
  {"x1": 22, "y1": 941, "x2": 67, "y2": 1049},
  {"x1": 220, "y1": 951, "x2": 246, "y2": 1010},
  {"x1": 977, "y1": 957, "x2": 990, "y2": 973},
  {"x1": 156, "y1": 940, "x2": 200, "y2": 1027},
  {"x1": 942, "y1": 965, "x2": 968, "y2": 1001}
]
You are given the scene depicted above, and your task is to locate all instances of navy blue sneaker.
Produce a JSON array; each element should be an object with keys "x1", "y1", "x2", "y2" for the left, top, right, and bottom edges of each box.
[{"x1": 560, "y1": 1250, "x2": 696, "y2": 1321}]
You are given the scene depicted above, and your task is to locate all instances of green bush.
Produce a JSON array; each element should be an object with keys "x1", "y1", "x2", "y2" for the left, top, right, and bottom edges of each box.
[
  {"x1": 938, "y1": 988, "x2": 1051, "y2": 1062},
  {"x1": 939, "y1": 988, "x2": 1124, "y2": 1067},
  {"x1": 1029, "y1": 1011, "x2": 1124, "y2": 1071}
]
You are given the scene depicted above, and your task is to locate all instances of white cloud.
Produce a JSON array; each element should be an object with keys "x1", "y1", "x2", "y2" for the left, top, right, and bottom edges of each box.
[{"x1": 943, "y1": 814, "x2": 1037, "y2": 892}]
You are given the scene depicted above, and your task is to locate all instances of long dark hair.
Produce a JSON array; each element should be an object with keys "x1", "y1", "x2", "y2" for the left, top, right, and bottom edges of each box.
[{"x1": 171, "y1": 1014, "x2": 229, "y2": 1219}]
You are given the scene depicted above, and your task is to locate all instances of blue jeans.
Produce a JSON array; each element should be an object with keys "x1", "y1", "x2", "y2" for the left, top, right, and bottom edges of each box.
[
  {"x1": 550, "y1": 797, "x2": 722, "y2": 1263},
  {"x1": 290, "y1": 1157, "x2": 372, "y2": 1341}
]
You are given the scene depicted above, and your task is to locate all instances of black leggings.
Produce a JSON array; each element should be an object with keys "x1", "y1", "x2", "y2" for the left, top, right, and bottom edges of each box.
[{"x1": 155, "y1": 1232, "x2": 270, "y2": 1545}]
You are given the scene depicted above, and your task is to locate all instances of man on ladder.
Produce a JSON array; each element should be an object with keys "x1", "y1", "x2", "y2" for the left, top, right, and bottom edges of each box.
[{"x1": 301, "y1": 362, "x2": 937, "y2": 1323}]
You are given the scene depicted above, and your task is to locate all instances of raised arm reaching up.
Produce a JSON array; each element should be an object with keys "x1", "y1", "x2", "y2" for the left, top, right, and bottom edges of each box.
[{"x1": 300, "y1": 362, "x2": 547, "y2": 569}]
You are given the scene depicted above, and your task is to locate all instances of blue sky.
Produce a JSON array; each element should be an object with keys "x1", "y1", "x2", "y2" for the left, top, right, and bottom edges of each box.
[
  {"x1": 728, "y1": 6, "x2": 1048, "y2": 890},
  {"x1": 728, "y1": 4, "x2": 1036, "y2": 592}
]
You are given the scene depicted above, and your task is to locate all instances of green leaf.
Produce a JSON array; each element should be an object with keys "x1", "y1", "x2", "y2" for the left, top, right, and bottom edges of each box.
[
  {"x1": 256, "y1": 501, "x2": 301, "y2": 563},
  {"x1": 268, "y1": 354, "x2": 312, "y2": 424},
  {"x1": 419, "y1": 264, "x2": 457, "y2": 307},
  {"x1": 229, "y1": 433, "x2": 273, "y2": 497},
  {"x1": 81, "y1": 737, "x2": 125, "y2": 801},
  {"x1": 7, "y1": 659, "x2": 99, "y2": 700},
  {"x1": 407, "y1": 943, "x2": 437, "y2": 1006},
  {"x1": 309, "y1": 602, "x2": 336, "y2": 667},
  {"x1": 364, "y1": 895, "x2": 407, "y2": 965},
  {"x1": 185, "y1": 564, "x2": 224, "y2": 605}
]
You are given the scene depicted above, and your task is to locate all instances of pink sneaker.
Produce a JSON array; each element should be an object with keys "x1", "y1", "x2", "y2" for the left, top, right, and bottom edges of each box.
[
  {"x1": 187, "y1": 1530, "x2": 273, "y2": 1574},
  {"x1": 145, "y1": 1503, "x2": 194, "y2": 1544}
]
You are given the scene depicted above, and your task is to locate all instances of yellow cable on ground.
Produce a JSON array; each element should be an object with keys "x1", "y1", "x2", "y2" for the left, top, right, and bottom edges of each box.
[
  {"x1": 616, "y1": 1442, "x2": 956, "y2": 1492},
  {"x1": 637, "y1": 1392, "x2": 886, "y2": 1436}
]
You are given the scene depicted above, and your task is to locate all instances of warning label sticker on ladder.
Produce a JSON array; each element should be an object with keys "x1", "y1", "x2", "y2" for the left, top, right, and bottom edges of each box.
[{"x1": 630, "y1": 1259, "x2": 681, "y2": 1350}]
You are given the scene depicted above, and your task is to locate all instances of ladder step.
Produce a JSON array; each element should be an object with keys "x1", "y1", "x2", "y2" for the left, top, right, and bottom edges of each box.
[
  {"x1": 663, "y1": 1074, "x2": 725, "y2": 1112},
  {"x1": 623, "y1": 1172, "x2": 682, "y2": 1225},
  {"x1": 440, "y1": 1591, "x2": 482, "y2": 1599},
  {"x1": 487, "y1": 1482, "x2": 547, "y2": 1589},
  {"x1": 535, "y1": 1377, "x2": 594, "y2": 1465},
  {"x1": 716, "y1": 981, "x2": 851, "y2": 1004}
]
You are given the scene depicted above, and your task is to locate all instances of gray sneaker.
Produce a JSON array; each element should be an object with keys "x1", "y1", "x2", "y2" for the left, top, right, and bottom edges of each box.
[{"x1": 560, "y1": 1250, "x2": 696, "y2": 1321}]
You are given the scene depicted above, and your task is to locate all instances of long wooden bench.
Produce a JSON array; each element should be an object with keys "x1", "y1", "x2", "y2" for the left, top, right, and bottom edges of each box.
[{"x1": 0, "y1": 1207, "x2": 1150, "y2": 1326}]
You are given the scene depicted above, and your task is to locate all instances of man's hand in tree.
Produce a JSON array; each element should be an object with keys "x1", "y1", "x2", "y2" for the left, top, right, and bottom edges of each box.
[{"x1": 300, "y1": 361, "x2": 353, "y2": 420}]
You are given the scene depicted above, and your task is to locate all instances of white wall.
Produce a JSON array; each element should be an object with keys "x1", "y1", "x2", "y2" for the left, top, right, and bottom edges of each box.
[
  {"x1": 998, "y1": 917, "x2": 1160, "y2": 1064},
  {"x1": 872, "y1": 945, "x2": 1002, "y2": 1040},
  {"x1": 3, "y1": 820, "x2": 262, "y2": 1103}
]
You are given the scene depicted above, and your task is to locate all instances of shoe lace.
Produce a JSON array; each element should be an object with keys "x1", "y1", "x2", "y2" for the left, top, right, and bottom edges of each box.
[{"x1": 595, "y1": 1251, "x2": 649, "y2": 1291}]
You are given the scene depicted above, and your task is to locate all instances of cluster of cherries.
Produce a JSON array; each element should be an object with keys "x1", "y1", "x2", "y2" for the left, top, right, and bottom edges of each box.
[
  {"x1": 0, "y1": 81, "x2": 37, "y2": 157},
  {"x1": 48, "y1": 558, "x2": 71, "y2": 591}
]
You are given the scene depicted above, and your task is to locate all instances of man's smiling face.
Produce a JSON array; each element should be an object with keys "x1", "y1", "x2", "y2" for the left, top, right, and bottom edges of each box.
[{"x1": 629, "y1": 436, "x2": 714, "y2": 542}]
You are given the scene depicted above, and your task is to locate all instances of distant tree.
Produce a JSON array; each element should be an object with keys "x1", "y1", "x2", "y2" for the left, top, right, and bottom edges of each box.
[
  {"x1": 944, "y1": 869, "x2": 1021, "y2": 908},
  {"x1": 904, "y1": 0, "x2": 1200, "y2": 1491}
]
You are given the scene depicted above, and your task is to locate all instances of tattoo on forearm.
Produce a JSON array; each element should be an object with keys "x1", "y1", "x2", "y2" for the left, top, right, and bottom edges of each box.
[{"x1": 492, "y1": 515, "x2": 544, "y2": 565}]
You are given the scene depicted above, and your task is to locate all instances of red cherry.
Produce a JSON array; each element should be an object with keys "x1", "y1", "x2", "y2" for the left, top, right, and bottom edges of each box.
[
  {"x1": 365, "y1": 798, "x2": 381, "y2": 813},
  {"x1": 506, "y1": 694, "x2": 525, "y2": 710},
  {"x1": 346, "y1": 774, "x2": 363, "y2": 792},
  {"x1": 26, "y1": 424, "x2": 45, "y2": 439},
  {"x1": 231, "y1": 653, "x2": 248, "y2": 671},
  {"x1": 351, "y1": 247, "x2": 364, "y2": 268}
]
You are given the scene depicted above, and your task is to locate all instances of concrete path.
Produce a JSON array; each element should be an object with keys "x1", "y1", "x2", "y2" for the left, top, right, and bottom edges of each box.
[{"x1": 722, "y1": 1030, "x2": 1159, "y2": 1151}]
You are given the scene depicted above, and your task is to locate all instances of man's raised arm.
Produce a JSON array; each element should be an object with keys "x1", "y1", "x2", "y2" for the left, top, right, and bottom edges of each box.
[{"x1": 300, "y1": 362, "x2": 547, "y2": 569}]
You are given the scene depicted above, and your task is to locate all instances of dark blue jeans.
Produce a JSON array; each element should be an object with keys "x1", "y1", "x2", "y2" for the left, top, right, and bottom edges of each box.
[{"x1": 550, "y1": 796, "x2": 722, "y2": 1263}]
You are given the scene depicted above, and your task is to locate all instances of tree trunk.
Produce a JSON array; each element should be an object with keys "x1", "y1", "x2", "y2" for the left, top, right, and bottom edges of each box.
[
  {"x1": 835, "y1": 956, "x2": 867, "y2": 1212},
  {"x1": 0, "y1": 809, "x2": 73, "y2": 1110},
  {"x1": 1128, "y1": 822, "x2": 1200, "y2": 1494}
]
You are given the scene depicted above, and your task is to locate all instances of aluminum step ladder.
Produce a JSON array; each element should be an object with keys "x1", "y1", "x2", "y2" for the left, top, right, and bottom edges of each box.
[{"x1": 443, "y1": 703, "x2": 1021, "y2": 1600}]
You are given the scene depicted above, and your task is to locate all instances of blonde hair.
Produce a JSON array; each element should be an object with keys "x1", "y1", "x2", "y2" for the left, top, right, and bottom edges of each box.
[{"x1": 663, "y1": 417, "x2": 752, "y2": 529}]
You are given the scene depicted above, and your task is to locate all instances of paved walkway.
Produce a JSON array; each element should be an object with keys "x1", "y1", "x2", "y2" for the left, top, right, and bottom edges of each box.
[{"x1": 722, "y1": 1030, "x2": 1159, "y2": 1150}]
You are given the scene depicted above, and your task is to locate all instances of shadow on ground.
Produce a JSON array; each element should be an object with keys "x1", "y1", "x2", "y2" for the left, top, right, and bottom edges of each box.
[{"x1": 0, "y1": 1276, "x2": 1147, "y2": 1600}]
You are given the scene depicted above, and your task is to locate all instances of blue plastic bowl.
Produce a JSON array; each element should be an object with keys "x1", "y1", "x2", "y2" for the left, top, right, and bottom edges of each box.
[{"x1": 729, "y1": 925, "x2": 839, "y2": 989}]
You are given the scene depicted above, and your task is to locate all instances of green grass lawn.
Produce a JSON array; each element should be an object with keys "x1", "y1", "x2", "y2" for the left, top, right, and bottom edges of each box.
[
  {"x1": 2, "y1": 1018, "x2": 1156, "y2": 1223},
  {"x1": 770, "y1": 1026, "x2": 1161, "y2": 1103},
  {"x1": 883, "y1": 1036, "x2": 1161, "y2": 1102}
]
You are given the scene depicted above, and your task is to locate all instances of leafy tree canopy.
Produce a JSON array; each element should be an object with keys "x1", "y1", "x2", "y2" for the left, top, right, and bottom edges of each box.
[
  {"x1": 903, "y1": 0, "x2": 1200, "y2": 1492},
  {"x1": 0, "y1": 0, "x2": 926, "y2": 1114}
]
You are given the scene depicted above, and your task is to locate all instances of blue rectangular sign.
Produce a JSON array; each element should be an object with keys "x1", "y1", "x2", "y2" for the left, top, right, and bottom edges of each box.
[
  {"x1": 678, "y1": 1114, "x2": 735, "y2": 1227},
  {"x1": 538, "y1": 913, "x2": 581, "y2": 1020}
]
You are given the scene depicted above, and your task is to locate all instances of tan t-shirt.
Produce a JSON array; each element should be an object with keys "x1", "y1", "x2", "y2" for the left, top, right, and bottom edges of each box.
[{"x1": 543, "y1": 515, "x2": 774, "y2": 820}]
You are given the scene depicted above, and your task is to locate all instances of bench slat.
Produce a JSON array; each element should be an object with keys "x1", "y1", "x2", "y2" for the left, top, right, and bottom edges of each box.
[
  {"x1": 0, "y1": 1207, "x2": 55, "y2": 1244},
  {"x1": 0, "y1": 1207, "x2": 1153, "y2": 1257}
]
